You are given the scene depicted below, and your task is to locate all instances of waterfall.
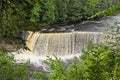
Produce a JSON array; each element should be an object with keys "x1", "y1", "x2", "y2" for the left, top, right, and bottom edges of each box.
[
  {"x1": 13, "y1": 14, "x2": 120, "y2": 72},
  {"x1": 25, "y1": 32, "x2": 103, "y2": 56},
  {"x1": 25, "y1": 32, "x2": 40, "y2": 54}
]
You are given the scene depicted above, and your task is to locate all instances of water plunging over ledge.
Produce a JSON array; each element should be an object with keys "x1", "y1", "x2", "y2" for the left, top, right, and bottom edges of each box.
[
  {"x1": 25, "y1": 32, "x2": 103, "y2": 56},
  {"x1": 12, "y1": 32, "x2": 104, "y2": 72}
]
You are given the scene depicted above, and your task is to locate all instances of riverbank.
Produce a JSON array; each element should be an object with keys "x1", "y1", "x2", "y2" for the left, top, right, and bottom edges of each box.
[{"x1": 0, "y1": 38, "x2": 23, "y2": 52}]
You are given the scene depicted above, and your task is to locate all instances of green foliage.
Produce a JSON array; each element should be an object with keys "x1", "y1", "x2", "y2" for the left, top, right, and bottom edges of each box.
[
  {"x1": 106, "y1": 22, "x2": 120, "y2": 80},
  {"x1": 45, "y1": 55, "x2": 88, "y2": 80},
  {"x1": 0, "y1": 52, "x2": 29, "y2": 80},
  {"x1": 82, "y1": 22, "x2": 120, "y2": 79},
  {"x1": 89, "y1": 3, "x2": 120, "y2": 19},
  {"x1": 0, "y1": 0, "x2": 18, "y2": 39},
  {"x1": 0, "y1": 51, "x2": 47, "y2": 80},
  {"x1": 30, "y1": 2, "x2": 41, "y2": 23},
  {"x1": 46, "y1": 56, "x2": 67, "y2": 80},
  {"x1": 68, "y1": 57, "x2": 88, "y2": 80},
  {"x1": 45, "y1": 43, "x2": 118, "y2": 80},
  {"x1": 30, "y1": 71, "x2": 48, "y2": 80},
  {"x1": 83, "y1": 0, "x2": 101, "y2": 18},
  {"x1": 66, "y1": 0, "x2": 82, "y2": 22},
  {"x1": 43, "y1": 0, "x2": 56, "y2": 23},
  {"x1": 82, "y1": 43, "x2": 114, "y2": 80},
  {"x1": 54, "y1": 0, "x2": 68, "y2": 23}
]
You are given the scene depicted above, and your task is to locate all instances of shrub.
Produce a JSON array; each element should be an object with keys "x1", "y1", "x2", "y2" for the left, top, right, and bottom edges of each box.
[
  {"x1": 0, "y1": 52, "x2": 29, "y2": 80},
  {"x1": 45, "y1": 22, "x2": 120, "y2": 80},
  {"x1": 45, "y1": 56, "x2": 68, "y2": 80},
  {"x1": 0, "y1": 51, "x2": 47, "y2": 80}
]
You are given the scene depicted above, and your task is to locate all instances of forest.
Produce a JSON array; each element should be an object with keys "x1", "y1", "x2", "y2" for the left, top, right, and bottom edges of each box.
[
  {"x1": 0, "y1": 0, "x2": 120, "y2": 40},
  {"x1": 0, "y1": 0, "x2": 120, "y2": 80}
]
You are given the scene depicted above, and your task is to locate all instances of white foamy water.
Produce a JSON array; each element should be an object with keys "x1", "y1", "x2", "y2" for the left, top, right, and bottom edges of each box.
[
  {"x1": 13, "y1": 52, "x2": 81, "y2": 65},
  {"x1": 11, "y1": 50, "x2": 81, "y2": 72},
  {"x1": 10, "y1": 31, "x2": 104, "y2": 72}
]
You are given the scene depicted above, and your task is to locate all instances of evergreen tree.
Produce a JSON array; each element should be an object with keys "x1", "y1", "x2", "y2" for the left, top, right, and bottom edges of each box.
[
  {"x1": 54, "y1": 0, "x2": 68, "y2": 23},
  {"x1": 30, "y1": 2, "x2": 41, "y2": 23},
  {"x1": 66, "y1": 0, "x2": 82, "y2": 22},
  {"x1": 0, "y1": 0, "x2": 32, "y2": 39},
  {"x1": 43, "y1": 0, "x2": 56, "y2": 24},
  {"x1": 83, "y1": 0, "x2": 101, "y2": 18}
]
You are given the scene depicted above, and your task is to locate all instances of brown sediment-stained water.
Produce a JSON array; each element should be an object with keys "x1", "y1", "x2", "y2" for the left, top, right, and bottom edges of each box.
[{"x1": 26, "y1": 32, "x2": 103, "y2": 55}]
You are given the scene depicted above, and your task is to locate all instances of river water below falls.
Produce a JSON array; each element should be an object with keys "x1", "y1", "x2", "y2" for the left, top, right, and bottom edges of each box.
[{"x1": 13, "y1": 31, "x2": 103, "y2": 72}]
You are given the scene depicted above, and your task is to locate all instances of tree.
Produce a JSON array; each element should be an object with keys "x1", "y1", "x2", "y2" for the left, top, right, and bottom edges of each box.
[
  {"x1": 46, "y1": 56, "x2": 68, "y2": 80},
  {"x1": 66, "y1": 0, "x2": 82, "y2": 22},
  {"x1": 54, "y1": 0, "x2": 68, "y2": 23},
  {"x1": 0, "y1": 0, "x2": 16, "y2": 39},
  {"x1": 81, "y1": 22, "x2": 120, "y2": 79},
  {"x1": 0, "y1": 0, "x2": 31, "y2": 39},
  {"x1": 30, "y1": 2, "x2": 41, "y2": 23},
  {"x1": 42, "y1": 0, "x2": 56, "y2": 24},
  {"x1": 0, "y1": 51, "x2": 29, "y2": 80}
]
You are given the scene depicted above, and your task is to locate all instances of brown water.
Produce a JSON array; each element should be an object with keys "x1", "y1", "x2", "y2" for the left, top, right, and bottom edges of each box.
[{"x1": 25, "y1": 32, "x2": 103, "y2": 56}]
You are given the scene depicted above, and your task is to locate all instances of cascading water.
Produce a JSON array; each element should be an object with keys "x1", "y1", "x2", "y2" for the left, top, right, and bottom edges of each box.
[
  {"x1": 13, "y1": 32, "x2": 104, "y2": 72},
  {"x1": 12, "y1": 14, "x2": 120, "y2": 72},
  {"x1": 25, "y1": 32, "x2": 103, "y2": 56}
]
